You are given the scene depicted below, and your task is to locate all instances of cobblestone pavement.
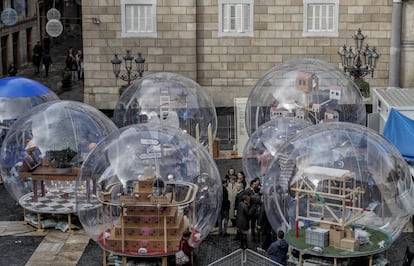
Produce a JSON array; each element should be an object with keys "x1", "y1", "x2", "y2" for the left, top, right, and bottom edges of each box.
[{"x1": 16, "y1": 36, "x2": 84, "y2": 102}]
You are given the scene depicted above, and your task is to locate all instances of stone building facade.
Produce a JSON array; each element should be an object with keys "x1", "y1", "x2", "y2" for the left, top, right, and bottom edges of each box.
[
  {"x1": 0, "y1": 1, "x2": 81, "y2": 77},
  {"x1": 82, "y1": 0, "x2": 414, "y2": 110},
  {"x1": 0, "y1": 1, "x2": 39, "y2": 76}
]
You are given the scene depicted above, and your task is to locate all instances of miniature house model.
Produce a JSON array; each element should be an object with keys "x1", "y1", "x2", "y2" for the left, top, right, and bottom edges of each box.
[
  {"x1": 76, "y1": 124, "x2": 222, "y2": 261},
  {"x1": 97, "y1": 174, "x2": 198, "y2": 255},
  {"x1": 261, "y1": 122, "x2": 414, "y2": 263},
  {"x1": 113, "y1": 72, "x2": 217, "y2": 146},
  {"x1": 295, "y1": 71, "x2": 318, "y2": 93},
  {"x1": 291, "y1": 166, "x2": 365, "y2": 252},
  {"x1": 245, "y1": 58, "x2": 366, "y2": 135}
]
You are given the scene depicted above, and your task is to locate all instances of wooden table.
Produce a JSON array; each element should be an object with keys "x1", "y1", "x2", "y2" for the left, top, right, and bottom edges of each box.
[{"x1": 20, "y1": 166, "x2": 79, "y2": 202}]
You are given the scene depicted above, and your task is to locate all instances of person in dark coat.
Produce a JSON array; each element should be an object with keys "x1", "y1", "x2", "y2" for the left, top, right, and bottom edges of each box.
[
  {"x1": 218, "y1": 178, "x2": 230, "y2": 236},
  {"x1": 267, "y1": 230, "x2": 289, "y2": 266},
  {"x1": 232, "y1": 182, "x2": 246, "y2": 241},
  {"x1": 42, "y1": 53, "x2": 53, "y2": 77},
  {"x1": 236, "y1": 194, "x2": 251, "y2": 249},
  {"x1": 236, "y1": 171, "x2": 247, "y2": 189},
  {"x1": 257, "y1": 194, "x2": 273, "y2": 251},
  {"x1": 32, "y1": 41, "x2": 43, "y2": 74},
  {"x1": 43, "y1": 35, "x2": 51, "y2": 53},
  {"x1": 245, "y1": 179, "x2": 261, "y2": 241}
]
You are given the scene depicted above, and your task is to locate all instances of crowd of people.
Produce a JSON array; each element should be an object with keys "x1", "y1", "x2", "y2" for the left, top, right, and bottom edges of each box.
[
  {"x1": 7, "y1": 36, "x2": 84, "y2": 81},
  {"x1": 32, "y1": 39, "x2": 55, "y2": 77},
  {"x1": 217, "y1": 167, "x2": 289, "y2": 264},
  {"x1": 65, "y1": 46, "x2": 84, "y2": 82}
]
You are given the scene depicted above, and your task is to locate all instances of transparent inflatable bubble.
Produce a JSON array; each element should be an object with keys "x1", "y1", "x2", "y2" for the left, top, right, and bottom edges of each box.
[
  {"x1": 0, "y1": 100, "x2": 117, "y2": 205},
  {"x1": 242, "y1": 117, "x2": 312, "y2": 184},
  {"x1": 245, "y1": 58, "x2": 366, "y2": 136},
  {"x1": 265, "y1": 122, "x2": 413, "y2": 256},
  {"x1": 0, "y1": 77, "x2": 59, "y2": 143},
  {"x1": 113, "y1": 72, "x2": 217, "y2": 146},
  {"x1": 76, "y1": 123, "x2": 221, "y2": 257}
]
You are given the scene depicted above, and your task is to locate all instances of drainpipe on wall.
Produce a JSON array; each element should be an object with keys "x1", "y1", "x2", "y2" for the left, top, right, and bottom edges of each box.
[
  {"x1": 36, "y1": 0, "x2": 44, "y2": 43},
  {"x1": 389, "y1": 0, "x2": 403, "y2": 88}
]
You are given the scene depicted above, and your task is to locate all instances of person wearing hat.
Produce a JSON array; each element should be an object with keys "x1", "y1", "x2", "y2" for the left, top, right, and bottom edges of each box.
[{"x1": 21, "y1": 141, "x2": 40, "y2": 172}]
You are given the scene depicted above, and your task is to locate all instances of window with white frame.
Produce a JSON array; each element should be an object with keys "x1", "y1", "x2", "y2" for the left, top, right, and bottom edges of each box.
[
  {"x1": 218, "y1": 0, "x2": 253, "y2": 37},
  {"x1": 121, "y1": 0, "x2": 157, "y2": 38},
  {"x1": 303, "y1": 0, "x2": 339, "y2": 37}
]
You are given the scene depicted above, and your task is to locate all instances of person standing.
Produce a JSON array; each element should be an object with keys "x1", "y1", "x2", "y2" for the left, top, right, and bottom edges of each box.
[
  {"x1": 42, "y1": 53, "x2": 53, "y2": 77},
  {"x1": 236, "y1": 194, "x2": 251, "y2": 249},
  {"x1": 65, "y1": 47, "x2": 74, "y2": 69},
  {"x1": 227, "y1": 175, "x2": 237, "y2": 227},
  {"x1": 234, "y1": 182, "x2": 245, "y2": 221},
  {"x1": 225, "y1": 167, "x2": 237, "y2": 180},
  {"x1": 32, "y1": 41, "x2": 43, "y2": 74},
  {"x1": 43, "y1": 35, "x2": 51, "y2": 53},
  {"x1": 75, "y1": 49, "x2": 84, "y2": 80},
  {"x1": 257, "y1": 195, "x2": 273, "y2": 252},
  {"x1": 236, "y1": 171, "x2": 247, "y2": 189},
  {"x1": 267, "y1": 230, "x2": 289, "y2": 266},
  {"x1": 218, "y1": 178, "x2": 230, "y2": 236},
  {"x1": 70, "y1": 54, "x2": 78, "y2": 81},
  {"x1": 245, "y1": 179, "x2": 262, "y2": 241}
]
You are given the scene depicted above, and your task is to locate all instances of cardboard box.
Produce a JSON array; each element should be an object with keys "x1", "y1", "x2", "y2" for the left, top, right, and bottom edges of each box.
[
  {"x1": 340, "y1": 238, "x2": 359, "y2": 252},
  {"x1": 344, "y1": 227, "x2": 355, "y2": 239},
  {"x1": 319, "y1": 223, "x2": 331, "y2": 230},
  {"x1": 329, "y1": 228, "x2": 344, "y2": 248}
]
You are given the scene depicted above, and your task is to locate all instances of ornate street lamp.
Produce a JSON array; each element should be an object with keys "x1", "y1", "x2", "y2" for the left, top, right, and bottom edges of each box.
[
  {"x1": 338, "y1": 29, "x2": 380, "y2": 97},
  {"x1": 110, "y1": 50, "x2": 146, "y2": 85}
]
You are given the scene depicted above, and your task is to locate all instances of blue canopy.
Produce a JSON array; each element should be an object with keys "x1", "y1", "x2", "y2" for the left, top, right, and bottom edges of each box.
[
  {"x1": 382, "y1": 108, "x2": 414, "y2": 161},
  {"x1": 0, "y1": 77, "x2": 53, "y2": 98}
]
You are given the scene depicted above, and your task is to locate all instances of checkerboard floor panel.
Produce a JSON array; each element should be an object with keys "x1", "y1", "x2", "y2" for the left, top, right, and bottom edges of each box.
[{"x1": 19, "y1": 191, "x2": 100, "y2": 214}]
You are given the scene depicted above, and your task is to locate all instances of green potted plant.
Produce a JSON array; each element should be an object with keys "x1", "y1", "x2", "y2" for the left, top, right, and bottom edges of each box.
[{"x1": 47, "y1": 147, "x2": 77, "y2": 173}]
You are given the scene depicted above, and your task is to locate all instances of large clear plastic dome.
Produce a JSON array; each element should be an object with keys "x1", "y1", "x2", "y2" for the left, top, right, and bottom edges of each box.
[
  {"x1": 242, "y1": 117, "x2": 312, "y2": 183},
  {"x1": 113, "y1": 72, "x2": 217, "y2": 146},
  {"x1": 265, "y1": 122, "x2": 413, "y2": 254},
  {"x1": 76, "y1": 123, "x2": 221, "y2": 257},
  {"x1": 245, "y1": 58, "x2": 366, "y2": 136},
  {"x1": 0, "y1": 77, "x2": 59, "y2": 142},
  {"x1": 0, "y1": 100, "x2": 117, "y2": 204}
]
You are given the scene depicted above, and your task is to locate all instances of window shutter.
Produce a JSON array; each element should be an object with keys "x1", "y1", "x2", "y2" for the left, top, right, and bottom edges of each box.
[
  {"x1": 137, "y1": 5, "x2": 144, "y2": 32},
  {"x1": 243, "y1": 4, "x2": 250, "y2": 32},
  {"x1": 124, "y1": 4, "x2": 153, "y2": 33},
  {"x1": 219, "y1": 1, "x2": 253, "y2": 35},
  {"x1": 223, "y1": 4, "x2": 229, "y2": 32},
  {"x1": 145, "y1": 5, "x2": 153, "y2": 32},
  {"x1": 230, "y1": 5, "x2": 236, "y2": 31},
  {"x1": 126, "y1": 5, "x2": 134, "y2": 32},
  {"x1": 236, "y1": 4, "x2": 242, "y2": 32},
  {"x1": 307, "y1": 3, "x2": 335, "y2": 32},
  {"x1": 327, "y1": 5, "x2": 333, "y2": 30}
]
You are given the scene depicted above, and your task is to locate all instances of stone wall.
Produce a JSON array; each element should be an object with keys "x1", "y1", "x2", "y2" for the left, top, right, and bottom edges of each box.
[
  {"x1": 82, "y1": 0, "x2": 197, "y2": 109},
  {"x1": 82, "y1": 0, "x2": 393, "y2": 109}
]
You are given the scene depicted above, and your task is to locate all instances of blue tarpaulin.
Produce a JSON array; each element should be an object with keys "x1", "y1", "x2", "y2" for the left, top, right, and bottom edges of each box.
[
  {"x1": 0, "y1": 77, "x2": 52, "y2": 97},
  {"x1": 383, "y1": 108, "x2": 414, "y2": 161}
]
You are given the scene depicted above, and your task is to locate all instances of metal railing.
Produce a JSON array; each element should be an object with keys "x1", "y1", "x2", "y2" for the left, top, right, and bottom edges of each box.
[{"x1": 207, "y1": 248, "x2": 283, "y2": 266}]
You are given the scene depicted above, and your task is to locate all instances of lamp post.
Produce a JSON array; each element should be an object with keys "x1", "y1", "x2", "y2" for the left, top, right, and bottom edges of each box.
[
  {"x1": 111, "y1": 50, "x2": 146, "y2": 85},
  {"x1": 338, "y1": 29, "x2": 380, "y2": 97}
]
